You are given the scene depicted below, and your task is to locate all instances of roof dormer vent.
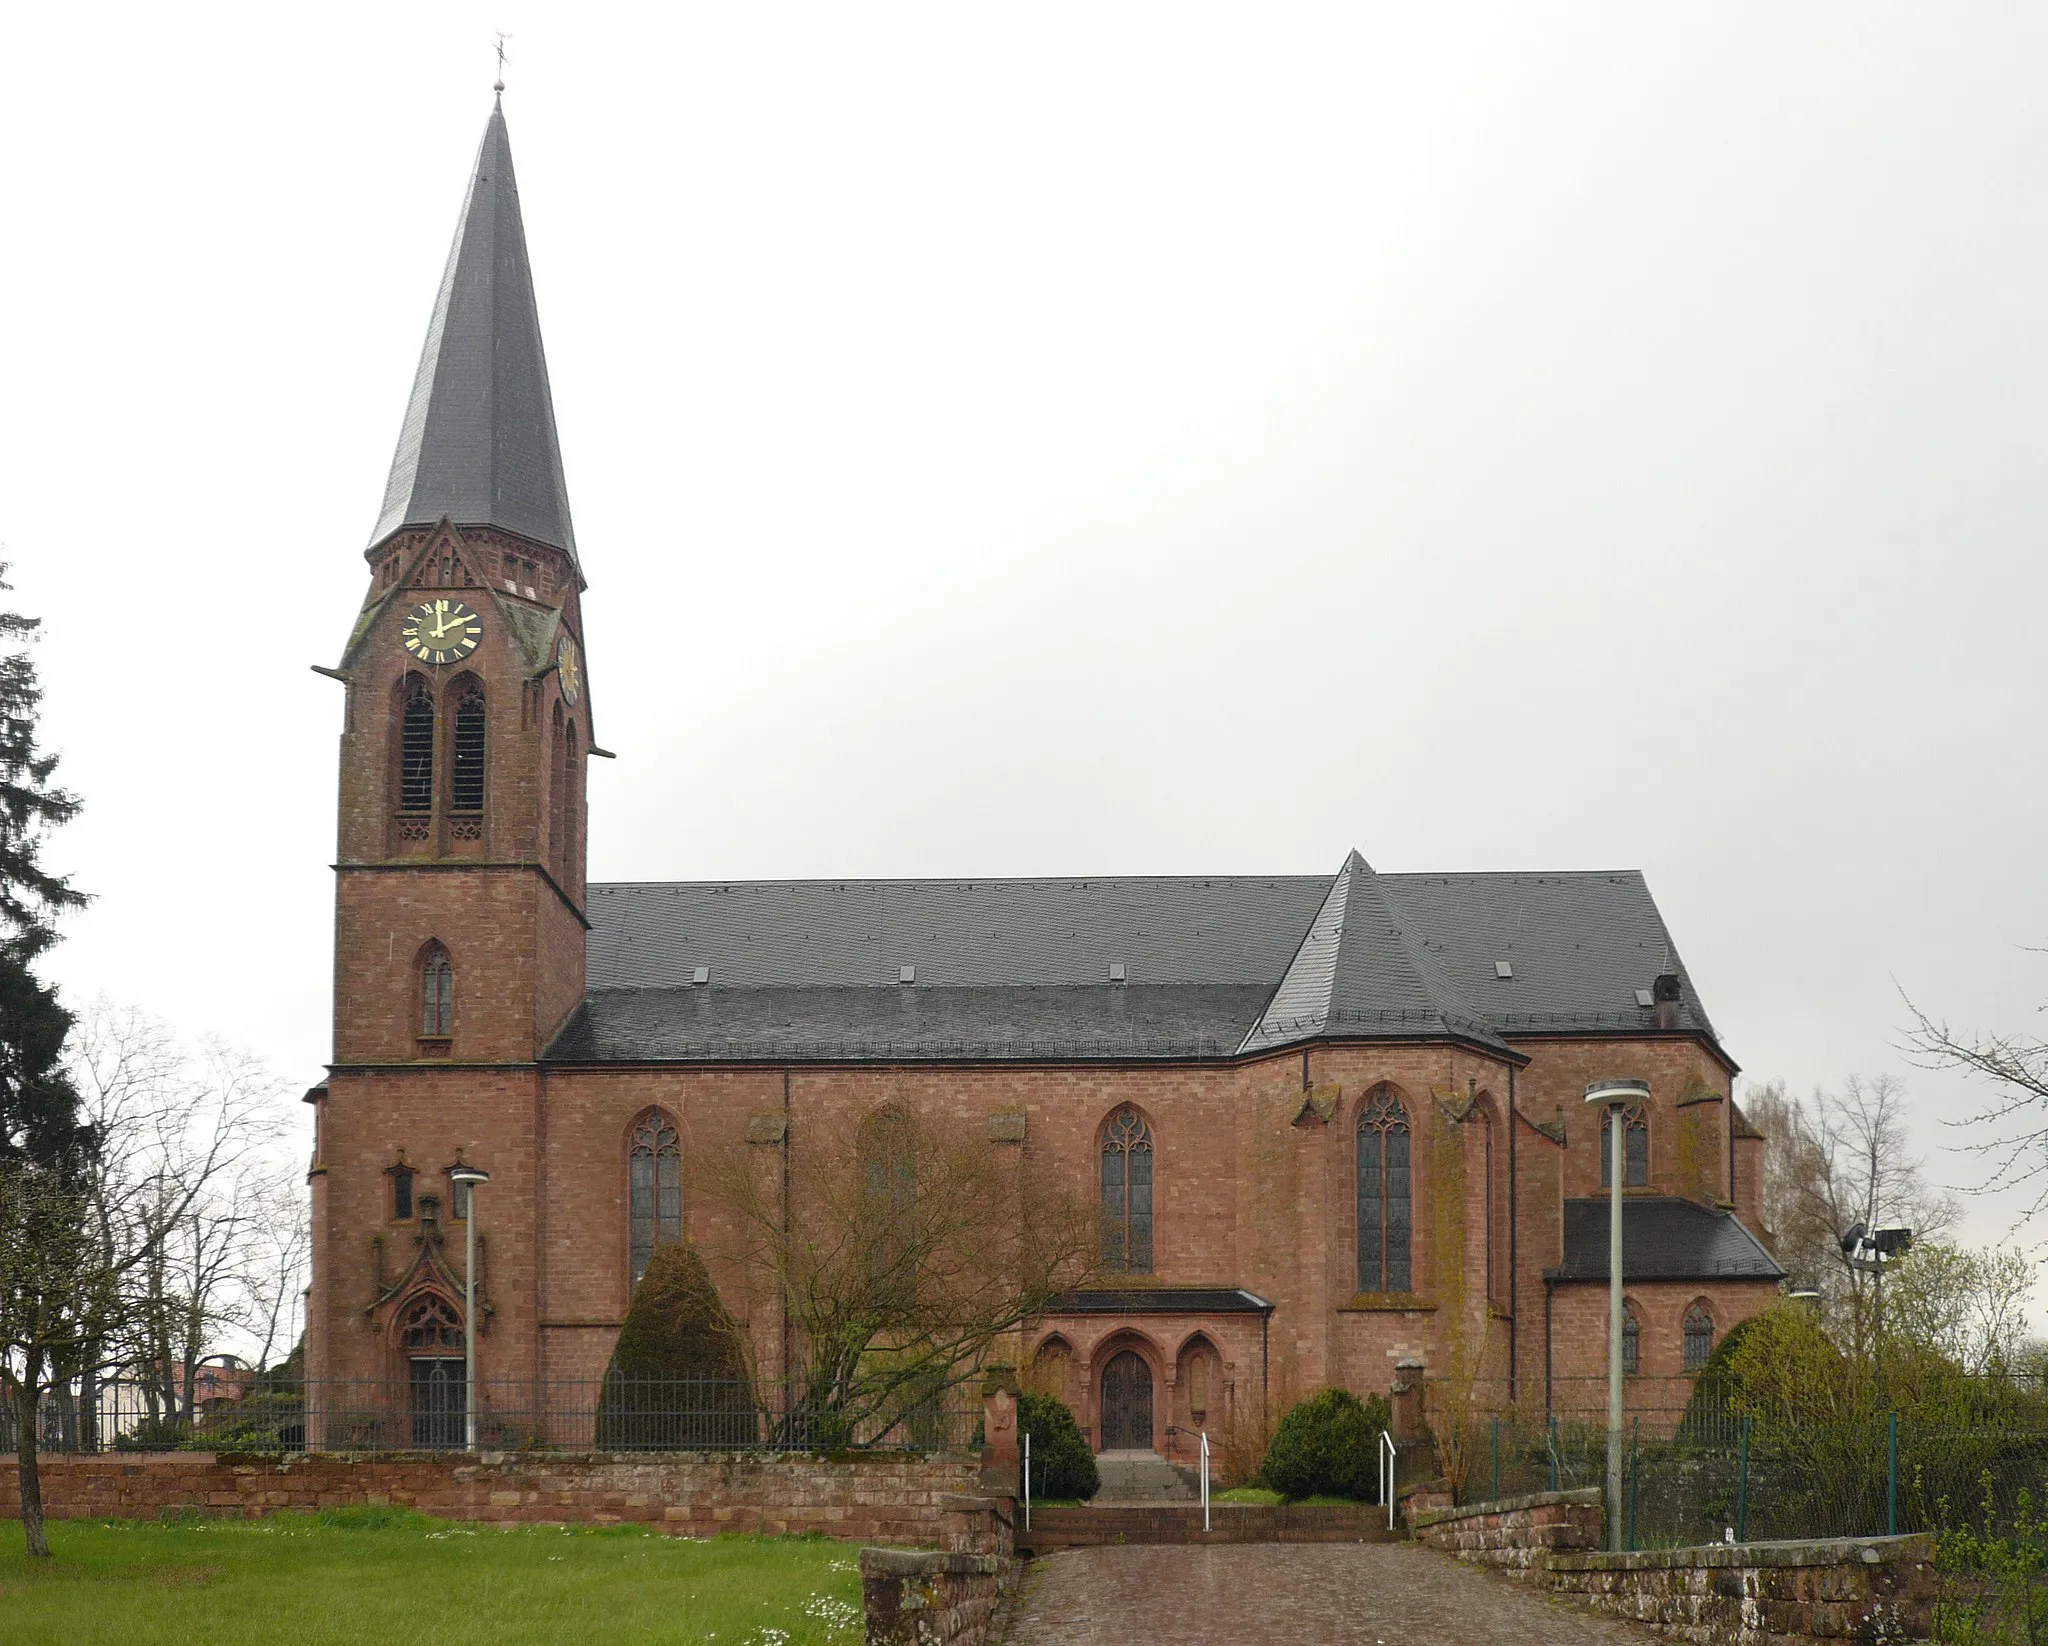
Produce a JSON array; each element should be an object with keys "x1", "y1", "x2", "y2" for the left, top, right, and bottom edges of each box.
[
  {"x1": 1494, "y1": 960, "x2": 1513, "y2": 979},
  {"x1": 1108, "y1": 963, "x2": 1127, "y2": 984},
  {"x1": 898, "y1": 966, "x2": 916, "y2": 984},
  {"x1": 691, "y1": 966, "x2": 709, "y2": 986}
]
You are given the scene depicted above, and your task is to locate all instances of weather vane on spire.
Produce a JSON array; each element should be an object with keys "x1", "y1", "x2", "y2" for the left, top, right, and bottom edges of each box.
[{"x1": 493, "y1": 31, "x2": 511, "y2": 95}]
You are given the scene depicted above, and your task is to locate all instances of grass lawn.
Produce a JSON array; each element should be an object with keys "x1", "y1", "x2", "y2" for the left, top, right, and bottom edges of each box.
[
  {"x1": 1211, "y1": 1487, "x2": 1364, "y2": 1507},
  {"x1": 0, "y1": 1509, "x2": 867, "y2": 1646}
]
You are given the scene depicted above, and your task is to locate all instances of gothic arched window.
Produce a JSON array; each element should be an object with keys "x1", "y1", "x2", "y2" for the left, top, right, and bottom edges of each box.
[
  {"x1": 861, "y1": 1107, "x2": 917, "y2": 1310},
  {"x1": 398, "y1": 1292, "x2": 463, "y2": 1352},
  {"x1": 549, "y1": 700, "x2": 566, "y2": 872},
  {"x1": 1623, "y1": 1305, "x2": 1642, "y2": 1376},
  {"x1": 1099, "y1": 1107, "x2": 1154, "y2": 1274},
  {"x1": 1357, "y1": 1087, "x2": 1413, "y2": 1293},
  {"x1": 399, "y1": 679, "x2": 435, "y2": 811},
  {"x1": 628, "y1": 1111, "x2": 682, "y2": 1285},
  {"x1": 1683, "y1": 1303, "x2": 1714, "y2": 1371},
  {"x1": 450, "y1": 681, "x2": 486, "y2": 814},
  {"x1": 562, "y1": 720, "x2": 579, "y2": 877},
  {"x1": 1601, "y1": 1103, "x2": 1650, "y2": 1189},
  {"x1": 419, "y1": 942, "x2": 453, "y2": 1038}
]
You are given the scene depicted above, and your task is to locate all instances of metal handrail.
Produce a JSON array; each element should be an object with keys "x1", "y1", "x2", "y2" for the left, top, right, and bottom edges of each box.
[
  {"x1": 1200, "y1": 1429, "x2": 1210, "y2": 1532},
  {"x1": 1380, "y1": 1429, "x2": 1397, "y2": 1532}
]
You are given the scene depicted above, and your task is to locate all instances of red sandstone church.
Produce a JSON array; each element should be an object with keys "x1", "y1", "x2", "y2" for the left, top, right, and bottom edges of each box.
[{"x1": 303, "y1": 102, "x2": 1783, "y2": 1455}]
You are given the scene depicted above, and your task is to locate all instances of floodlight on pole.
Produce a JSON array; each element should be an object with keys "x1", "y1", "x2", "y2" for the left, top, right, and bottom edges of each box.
[
  {"x1": 449, "y1": 1165, "x2": 491, "y2": 1453},
  {"x1": 1585, "y1": 1078, "x2": 1649, "y2": 1552}
]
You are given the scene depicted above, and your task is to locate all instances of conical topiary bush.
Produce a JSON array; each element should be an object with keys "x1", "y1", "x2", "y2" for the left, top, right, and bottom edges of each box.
[{"x1": 595, "y1": 1242, "x2": 755, "y2": 1450}]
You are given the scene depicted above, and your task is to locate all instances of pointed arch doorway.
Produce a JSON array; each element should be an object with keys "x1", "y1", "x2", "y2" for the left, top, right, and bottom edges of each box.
[{"x1": 1099, "y1": 1350, "x2": 1154, "y2": 1451}]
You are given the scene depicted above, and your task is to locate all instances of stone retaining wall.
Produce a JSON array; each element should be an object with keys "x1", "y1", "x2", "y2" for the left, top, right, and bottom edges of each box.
[
  {"x1": 0, "y1": 1451, "x2": 1001, "y2": 1548},
  {"x1": 861, "y1": 1547, "x2": 1016, "y2": 1646},
  {"x1": 1412, "y1": 1487, "x2": 1604, "y2": 1574},
  {"x1": 1549, "y1": 1536, "x2": 1934, "y2": 1645},
  {"x1": 1414, "y1": 1490, "x2": 1934, "y2": 1643}
]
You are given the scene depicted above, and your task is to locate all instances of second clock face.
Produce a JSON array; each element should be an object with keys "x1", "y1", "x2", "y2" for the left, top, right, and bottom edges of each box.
[
  {"x1": 402, "y1": 599, "x2": 483, "y2": 665},
  {"x1": 558, "y1": 635, "x2": 581, "y2": 703}
]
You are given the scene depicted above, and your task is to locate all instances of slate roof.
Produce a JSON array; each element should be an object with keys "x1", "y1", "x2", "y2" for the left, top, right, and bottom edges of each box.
[
  {"x1": 547, "y1": 858, "x2": 1721, "y2": 1065},
  {"x1": 1547, "y1": 1197, "x2": 1784, "y2": 1284},
  {"x1": 370, "y1": 100, "x2": 579, "y2": 566}
]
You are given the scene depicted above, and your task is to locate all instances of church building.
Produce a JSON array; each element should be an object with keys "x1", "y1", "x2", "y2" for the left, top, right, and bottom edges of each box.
[{"x1": 303, "y1": 101, "x2": 1783, "y2": 1456}]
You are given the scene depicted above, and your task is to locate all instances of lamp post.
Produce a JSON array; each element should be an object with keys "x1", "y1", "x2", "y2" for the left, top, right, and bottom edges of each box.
[
  {"x1": 449, "y1": 1165, "x2": 491, "y2": 1453},
  {"x1": 1584, "y1": 1078, "x2": 1648, "y2": 1552}
]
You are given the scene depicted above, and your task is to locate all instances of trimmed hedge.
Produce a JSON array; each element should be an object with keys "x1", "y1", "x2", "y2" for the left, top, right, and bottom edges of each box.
[
  {"x1": 595, "y1": 1242, "x2": 755, "y2": 1449},
  {"x1": 1260, "y1": 1387, "x2": 1391, "y2": 1501},
  {"x1": 1019, "y1": 1391, "x2": 1100, "y2": 1501}
]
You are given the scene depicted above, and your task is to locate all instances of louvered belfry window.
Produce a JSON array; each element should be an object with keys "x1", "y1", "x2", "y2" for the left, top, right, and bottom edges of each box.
[
  {"x1": 451, "y1": 684, "x2": 486, "y2": 813},
  {"x1": 1357, "y1": 1087, "x2": 1413, "y2": 1293},
  {"x1": 1099, "y1": 1107, "x2": 1154, "y2": 1274},
  {"x1": 400, "y1": 683, "x2": 435, "y2": 811},
  {"x1": 629, "y1": 1113, "x2": 682, "y2": 1285},
  {"x1": 420, "y1": 944, "x2": 453, "y2": 1038}
]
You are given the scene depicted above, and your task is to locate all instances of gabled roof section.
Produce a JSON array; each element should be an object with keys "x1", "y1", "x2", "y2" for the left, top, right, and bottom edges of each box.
[
  {"x1": 370, "y1": 99, "x2": 578, "y2": 567},
  {"x1": 1238, "y1": 853, "x2": 1512, "y2": 1056}
]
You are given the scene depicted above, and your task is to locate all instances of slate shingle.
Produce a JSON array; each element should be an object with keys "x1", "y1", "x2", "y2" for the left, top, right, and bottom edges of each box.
[{"x1": 1549, "y1": 1197, "x2": 1784, "y2": 1283}]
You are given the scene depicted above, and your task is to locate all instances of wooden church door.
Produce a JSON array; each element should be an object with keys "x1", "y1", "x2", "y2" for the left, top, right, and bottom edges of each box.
[{"x1": 1100, "y1": 1350, "x2": 1153, "y2": 1451}]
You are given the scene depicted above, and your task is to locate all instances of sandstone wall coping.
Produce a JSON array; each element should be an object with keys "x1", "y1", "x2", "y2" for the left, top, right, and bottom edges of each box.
[
  {"x1": 1411, "y1": 1487, "x2": 1602, "y2": 1531},
  {"x1": 860, "y1": 1548, "x2": 1004, "y2": 1578},
  {"x1": 1550, "y1": 1533, "x2": 1933, "y2": 1573}
]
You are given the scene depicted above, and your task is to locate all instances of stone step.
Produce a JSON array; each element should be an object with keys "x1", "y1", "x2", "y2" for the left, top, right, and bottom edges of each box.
[
  {"x1": 1018, "y1": 1503, "x2": 1396, "y2": 1552},
  {"x1": 1091, "y1": 1451, "x2": 1196, "y2": 1503}
]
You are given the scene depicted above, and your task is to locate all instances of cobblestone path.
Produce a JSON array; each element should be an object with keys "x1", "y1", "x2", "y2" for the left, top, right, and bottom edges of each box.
[{"x1": 1001, "y1": 1543, "x2": 1652, "y2": 1644}]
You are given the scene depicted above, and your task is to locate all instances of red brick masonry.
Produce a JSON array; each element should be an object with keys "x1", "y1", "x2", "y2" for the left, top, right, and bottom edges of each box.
[
  {"x1": 0, "y1": 1451, "x2": 1001, "y2": 1549},
  {"x1": 1414, "y1": 1490, "x2": 1935, "y2": 1643}
]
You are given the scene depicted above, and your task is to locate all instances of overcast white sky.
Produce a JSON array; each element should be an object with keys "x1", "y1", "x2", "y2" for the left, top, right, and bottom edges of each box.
[{"x1": 3, "y1": 5, "x2": 2045, "y2": 1276}]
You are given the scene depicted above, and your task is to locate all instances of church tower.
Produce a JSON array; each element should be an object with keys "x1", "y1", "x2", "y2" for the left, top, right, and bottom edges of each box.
[{"x1": 305, "y1": 97, "x2": 593, "y2": 1402}]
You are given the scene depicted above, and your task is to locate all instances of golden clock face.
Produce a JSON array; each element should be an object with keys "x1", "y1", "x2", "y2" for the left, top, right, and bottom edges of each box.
[
  {"x1": 557, "y1": 635, "x2": 581, "y2": 703},
  {"x1": 401, "y1": 599, "x2": 482, "y2": 665}
]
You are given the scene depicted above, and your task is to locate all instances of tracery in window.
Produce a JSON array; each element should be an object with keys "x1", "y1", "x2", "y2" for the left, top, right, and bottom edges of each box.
[
  {"x1": 1357, "y1": 1087, "x2": 1413, "y2": 1292},
  {"x1": 1099, "y1": 1107, "x2": 1154, "y2": 1274},
  {"x1": 398, "y1": 1292, "x2": 463, "y2": 1351},
  {"x1": 1601, "y1": 1103, "x2": 1650, "y2": 1189},
  {"x1": 1623, "y1": 1305, "x2": 1642, "y2": 1375},
  {"x1": 628, "y1": 1111, "x2": 683, "y2": 1285},
  {"x1": 399, "y1": 679, "x2": 435, "y2": 811},
  {"x1": 419, "y1": 942, "x2": 453, "y2": 1038},
  {"x1": 450, "y1": 680, "x2": 486, "y2": 813},
  {"x1": 1683, "y1": 1303, "x2": 1714, "y2": 1371}
]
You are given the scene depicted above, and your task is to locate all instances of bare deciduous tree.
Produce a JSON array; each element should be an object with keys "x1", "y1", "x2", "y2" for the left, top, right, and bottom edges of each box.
[
  {"x1": 709, "y1": 1101, "x2": 1094, "y2": 1444},
  {"x1": 1903, "y1": 985, "x2": 2048, "y2": 1226},
  {"x1": 1737, "y1": 1073, "x2": 1958, "y2": 1360}
]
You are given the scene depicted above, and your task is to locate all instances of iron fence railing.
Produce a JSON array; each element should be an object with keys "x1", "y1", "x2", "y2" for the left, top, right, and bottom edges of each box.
[{"x1": 0, "y1": 1375, "x2": 982, "y2": 1457}]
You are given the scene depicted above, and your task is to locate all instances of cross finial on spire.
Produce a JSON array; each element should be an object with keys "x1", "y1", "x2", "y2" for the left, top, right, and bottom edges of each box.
[{"x1": 493, "y1": 31, "x2": 510, "y2": 95}]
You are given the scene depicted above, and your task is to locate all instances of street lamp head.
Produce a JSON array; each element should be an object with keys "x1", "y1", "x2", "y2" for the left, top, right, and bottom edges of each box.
[
  {"x1": 449, "y1": 1166, "x2": 491, "y2": 1189},
  {"x1": 1583, "y1": 1078, "x2": 1651, "y2": 1109},
  {"x1": 1873, "y1": 1227, "x2": 1913, "y2": 1258}
]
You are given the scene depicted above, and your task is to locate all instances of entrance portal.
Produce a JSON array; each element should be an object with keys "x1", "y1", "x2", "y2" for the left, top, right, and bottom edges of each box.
[{"x1": 1099, "y1": 1350, "x2": 1154, "y2": 1451}]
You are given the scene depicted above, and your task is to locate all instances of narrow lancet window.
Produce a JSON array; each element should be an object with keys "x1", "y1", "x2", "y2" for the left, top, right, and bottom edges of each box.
[
  {"x1": 1099, "y1": 1107, "x2": 1154, "y2": 1274},
  {"x1": 628, "y1": 1112, "x2": 683, "y2": 1284},
  {"x1": 400, "y1": 682, "x2": 435, "y2": 811},
  {"x1": 451, "y1": 683, "x2": 486, "y2": 813},
  {"x1": 1601, "y1": 1103, "x2": 1650, "y2": 1189},
  {"x1": 1357, "y1": 1087, "x2": 1413, "y2": 1293},
  {"x1": 420, "y1": 943, "x2": 453, "y2": 1038}
]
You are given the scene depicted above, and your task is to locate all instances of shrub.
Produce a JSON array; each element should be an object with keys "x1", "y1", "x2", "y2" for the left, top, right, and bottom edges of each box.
[
  {"x1": 1260, "y1": 1387, "x2": 1390, "y2": 1501},
  {"x1": 595, "y1": 1243, "x2": 755, "y2": 1449},
  {"x1": 1019, "y1": 1391, "x2": 1099, "y2": 1501}
]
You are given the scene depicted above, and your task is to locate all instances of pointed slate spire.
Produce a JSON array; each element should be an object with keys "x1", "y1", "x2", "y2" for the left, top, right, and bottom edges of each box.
[
  {"x1": 370, "y1": 99, "x2": 579, "y2": 567},
  {"x1": 1240, "y1": 851, "x2": 1510, "y2": 1055}
]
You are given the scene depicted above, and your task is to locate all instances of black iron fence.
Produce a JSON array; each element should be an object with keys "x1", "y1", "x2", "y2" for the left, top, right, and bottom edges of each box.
[{"x1": 0, "y1": 1374, "x2": 981, "y2": 1457}]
